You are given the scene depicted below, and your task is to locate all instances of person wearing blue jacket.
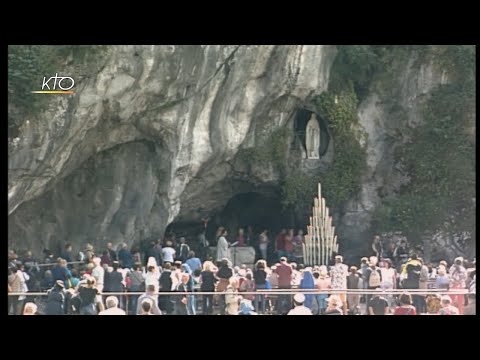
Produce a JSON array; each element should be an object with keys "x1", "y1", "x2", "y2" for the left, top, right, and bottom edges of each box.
[
  {"x1": 118, "y1": 243, "x2": 134, "y2": 269},
  {"x1": 300, "y1": 269, "x2": 315, "y2": 309},
  {"x1": 182, "y1": 263, "x2": 196, "y2": 315}
]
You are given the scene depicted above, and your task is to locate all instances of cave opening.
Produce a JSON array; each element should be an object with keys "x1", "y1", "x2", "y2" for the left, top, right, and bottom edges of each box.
[
  {"x1": 166, "y1": 191, "x2": 295, "y2": 249},
  {"x1": 210, "y1": 192, "x2": 289, "y2": 241}
]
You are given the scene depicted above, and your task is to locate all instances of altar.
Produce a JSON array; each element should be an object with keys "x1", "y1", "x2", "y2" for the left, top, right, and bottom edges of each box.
[{"x1": 208, "y1": 246, "x2": 256, "y2": 267}]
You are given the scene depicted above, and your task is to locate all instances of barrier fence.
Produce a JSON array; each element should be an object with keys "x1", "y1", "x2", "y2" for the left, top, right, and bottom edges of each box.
[
  {"x1": 8, "y1": 288, "x2": 471, "y2": 315},
  {"x1": 7, "y1": 288, "x2": 470, "y2": 296},
  {"x1": 35, "y1": 261, "x2": 86, "y2": 267}
]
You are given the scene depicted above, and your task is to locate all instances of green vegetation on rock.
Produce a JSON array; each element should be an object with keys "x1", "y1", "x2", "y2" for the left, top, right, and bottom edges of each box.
[
  {"x1": 313, "y1": 86, "x2": 367, "y2": 207},
  {"x1": 372, "y1": 45, "x2": 475, "y2": 243},
  {"x1": 328, "y1": 45, "x2": 381, "y2": 99},
  {"x1": 281, "y1": 175, "x2": 318, "y2": 210},
  {"x1": 280, "y1": 47, "x2": 371, "y2": 211},
  {"x1": 8, "y1": 45, "x2": 58, "y2": 117},
  {"x1": 280, "y1": 85, "x2": 367, "y2": 210},
  {"x1": 8, "y1": 45, "x2": 107, "y2": 137},
  {"x1": 237, "y1": 127, "x2": 293, "y2": 175}
]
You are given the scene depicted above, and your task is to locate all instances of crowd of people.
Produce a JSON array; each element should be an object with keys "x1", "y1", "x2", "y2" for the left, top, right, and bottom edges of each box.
[{"x1": 7, "y1": 228, "x2": 476, "y2": 315}]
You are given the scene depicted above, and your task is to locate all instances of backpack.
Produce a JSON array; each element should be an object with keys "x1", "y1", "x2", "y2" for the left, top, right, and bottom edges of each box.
[
  {"x1": 369, "y1": 269, "x2": 381, "y2": 288},
  {"x1": 406, "y1": 264, "x2": 421, "y2": 282}
]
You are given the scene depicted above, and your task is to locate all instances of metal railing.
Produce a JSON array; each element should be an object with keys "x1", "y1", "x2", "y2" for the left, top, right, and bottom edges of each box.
[
  {"x1": 8, "y1": 288, "x2": 469, "y2": 296},
  {"x1": 8, "y1": 288, "x2": 470, "y2": 315},
  {"x1": 36, "y1": 261, "x2": 86, "y2": 267}
]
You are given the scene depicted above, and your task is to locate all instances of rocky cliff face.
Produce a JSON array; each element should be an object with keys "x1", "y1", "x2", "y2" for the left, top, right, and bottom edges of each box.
[
  {"x1": 8, "y1": 45, "x2": 474, "y2": 262},
  {"x1": 338, "y1": 49, "x2": 474, "y2": 262},
  {"x1": 8, "y1": 45, "x2": 337, "y2": 253},
  {"x1": 340, "y1": 56, "x2": 447, "y2": 241}
]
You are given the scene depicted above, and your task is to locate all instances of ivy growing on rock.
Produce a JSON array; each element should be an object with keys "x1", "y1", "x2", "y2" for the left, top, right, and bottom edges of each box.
[
  {"x1": 279, "y1": 85, "x2": 367, "y2": 211},
  {"x1": 372, "y1": 45, "x2": 475, "y2": 244},
  {"x1": 237, "y1": 127, "x2": 293, "y2": 174},
  {"x1": 8, "y1": 46, "x2": 58, "y2": 120},
  {"x1": 280, "y1": 48, "x2": 370, "y2": 211},
  {"x1": 8, "y1": 45, "x2": 107, "y2": 138},
  {"x1": 313, "y1": 86, "x2": 367, "y2": 207},
  {"x1": 281, "y1": 175, "x2": 318, "y2": 210}
]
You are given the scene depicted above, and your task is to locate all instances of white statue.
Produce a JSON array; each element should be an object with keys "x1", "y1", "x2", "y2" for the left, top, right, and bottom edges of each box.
[{"x1": 306, "y1": 114, "x2": 320, "y2": 159}]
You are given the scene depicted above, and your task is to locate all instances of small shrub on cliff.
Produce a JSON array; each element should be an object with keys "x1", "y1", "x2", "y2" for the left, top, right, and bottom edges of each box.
[
  {"x1": 237, "y1": 127, "x2": 293, "y2": 174},
  {"x1": 373, "y1": 45, "x2": 475, "y2": 244},
  {"x1": 8, "y1": 45, "x2": 107, "y2": 138},
  {"x1": 312, "y1": 89, "x2": 367, "y2": 207}
]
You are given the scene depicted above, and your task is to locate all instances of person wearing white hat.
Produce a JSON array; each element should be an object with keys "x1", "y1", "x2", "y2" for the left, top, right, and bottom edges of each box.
[{"x1": 287, "y1": 293, "x2": 312, "y2": 315}]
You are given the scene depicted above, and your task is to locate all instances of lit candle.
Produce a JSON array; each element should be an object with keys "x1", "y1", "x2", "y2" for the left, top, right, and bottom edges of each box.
[{"x1": 311, "y1": 226, "x2": 316, "y2": 266}]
